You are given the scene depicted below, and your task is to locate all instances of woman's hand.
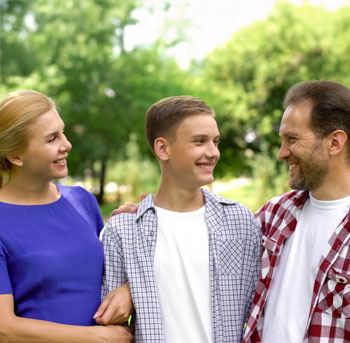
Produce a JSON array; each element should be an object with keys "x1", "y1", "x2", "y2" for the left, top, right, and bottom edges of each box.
[{"x1": 111, "y1": 193, "x2": 147, "y2": 216}]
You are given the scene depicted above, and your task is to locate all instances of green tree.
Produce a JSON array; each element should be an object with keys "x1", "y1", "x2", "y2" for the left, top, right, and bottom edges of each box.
[
  {"x1": 30, "y1": 0, "x2": 142, "y2": 202},
  {"x1": 1, "y1": 0, "x2": 195, "y2": 203},
  {"x1": 0, "y1": 0, "x2": 38, "y2": 83},
  {"x1": 199, "y1": 2, "x2": 350, "y2": 199}
]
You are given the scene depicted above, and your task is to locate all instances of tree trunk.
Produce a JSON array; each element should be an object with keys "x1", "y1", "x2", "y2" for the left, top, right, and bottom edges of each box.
[{"x1": 96, "y1": 156, "x2": 108, "y2": 204}]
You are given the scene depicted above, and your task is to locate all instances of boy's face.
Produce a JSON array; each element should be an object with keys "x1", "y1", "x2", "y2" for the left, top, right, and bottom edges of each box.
[{"x1": 165, "y1": 114, "x2": 220, "y2": 190}]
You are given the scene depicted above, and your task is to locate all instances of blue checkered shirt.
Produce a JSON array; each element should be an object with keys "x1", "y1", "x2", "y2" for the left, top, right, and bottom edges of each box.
[{"x1": 101, "y1": 189, "x2": 262, "y2": 343}]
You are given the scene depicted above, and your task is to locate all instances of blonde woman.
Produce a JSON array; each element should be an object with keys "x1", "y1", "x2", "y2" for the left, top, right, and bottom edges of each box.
[{"x1": 0, "y1": 90, "x2": 133, "y2": 343}]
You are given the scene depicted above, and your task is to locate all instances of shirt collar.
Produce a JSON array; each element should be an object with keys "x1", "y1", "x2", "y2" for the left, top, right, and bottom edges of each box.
[
  {"x1": 136, "y1": 194, "x2": 156, "y2": 221},
  {"x1": 293, "y1": 190, "x2": 309, "y2": 208},
  {"x1": 135, "y1": 188, "x2": 237, "y2": 221}
]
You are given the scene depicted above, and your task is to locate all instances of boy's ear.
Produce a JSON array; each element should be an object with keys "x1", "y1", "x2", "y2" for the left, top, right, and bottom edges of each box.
[
  {"x1": 6, "y1": 154, "x2": 23, "y2": 167},
  {"x1": 154, "y1": 137, "x2": 170, "y2": 161}
]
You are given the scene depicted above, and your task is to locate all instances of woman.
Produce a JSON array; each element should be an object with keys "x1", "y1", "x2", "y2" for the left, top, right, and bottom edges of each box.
[{"x1": 0, "y1": 90, "x2": 133, "y2": 343}]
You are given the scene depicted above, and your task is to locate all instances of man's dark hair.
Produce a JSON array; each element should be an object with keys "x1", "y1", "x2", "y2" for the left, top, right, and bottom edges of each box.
[{"x1": 283, "y1": 81, "x2": 350, "y2": 143}]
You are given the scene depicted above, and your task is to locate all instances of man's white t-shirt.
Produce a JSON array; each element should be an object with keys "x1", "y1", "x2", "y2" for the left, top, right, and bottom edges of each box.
[
  {"x1": 154, "y1": 205, "x2": 213, "y2": 343},
  {"x1": 262, "y1": 194, "x2": 350, "y2": 343}
]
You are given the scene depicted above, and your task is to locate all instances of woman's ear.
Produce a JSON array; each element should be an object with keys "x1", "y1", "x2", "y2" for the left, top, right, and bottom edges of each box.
[
  {"x1": 328, "y1": 130, "x2": 348, "y2": 156},
  {"x1": 154, "y1": 137, "x2": 170, "y2": 161},
  {"x1": 5, "y1": 154, "x2": 23, "y2": 167}
]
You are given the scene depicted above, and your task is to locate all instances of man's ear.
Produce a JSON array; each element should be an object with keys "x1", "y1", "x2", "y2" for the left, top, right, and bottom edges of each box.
[
  {"x1": 154, "y1": 137, "x2": 170, "y2": 161},
  {"x1": 5, "y1": 154, "x2": 23, "y2": 167},
  {"x1": 328, "y1": 130, "x2": 348, "y2": 156}
]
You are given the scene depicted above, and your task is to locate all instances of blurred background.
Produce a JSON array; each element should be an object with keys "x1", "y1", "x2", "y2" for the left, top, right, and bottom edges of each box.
[{"x1": 1, "y1": 0, "x2": 349, "y2": 218}]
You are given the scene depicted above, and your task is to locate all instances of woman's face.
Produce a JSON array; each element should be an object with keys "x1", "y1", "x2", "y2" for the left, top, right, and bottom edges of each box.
[{"x1": 17, "y1": 108, "x2": 72, "y2": 182}]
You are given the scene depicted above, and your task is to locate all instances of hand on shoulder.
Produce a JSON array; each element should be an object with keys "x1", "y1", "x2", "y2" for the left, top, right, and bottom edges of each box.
[{"x1": 111, "y1": 193, "x2": 147, "y2": 216}]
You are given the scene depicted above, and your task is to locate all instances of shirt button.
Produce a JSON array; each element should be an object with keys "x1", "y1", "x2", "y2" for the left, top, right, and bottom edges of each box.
[{"x1": 336, "y1": 275, "x2": 347, "y2": 284}]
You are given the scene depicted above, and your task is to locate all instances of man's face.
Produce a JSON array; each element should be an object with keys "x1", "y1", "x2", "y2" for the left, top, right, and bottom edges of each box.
[{"x1": 278, "y1": 100, "x2": 329, "y2": 192}]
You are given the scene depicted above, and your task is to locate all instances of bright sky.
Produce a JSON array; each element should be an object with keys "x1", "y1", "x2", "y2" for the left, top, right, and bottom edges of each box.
[{"x1": 125, "y1": 0, "x2": 349, "y2": 68}]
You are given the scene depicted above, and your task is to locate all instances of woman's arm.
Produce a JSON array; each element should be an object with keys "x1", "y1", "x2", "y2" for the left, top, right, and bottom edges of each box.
[{"x1": 0, "y1": 295, "x2": 134, "y2": 343}]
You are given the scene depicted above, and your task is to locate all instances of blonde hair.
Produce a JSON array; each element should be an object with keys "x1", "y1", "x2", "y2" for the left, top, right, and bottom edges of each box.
[{"x1": 0, "y1": 90, "x2": 55, "y2": 188}]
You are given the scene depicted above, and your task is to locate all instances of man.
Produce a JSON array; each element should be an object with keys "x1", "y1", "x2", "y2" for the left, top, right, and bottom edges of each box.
[
  {"x1": 101, "y1": 96, "x2": 261, "y2": 343},
  {"x1": 243, "y1": 80, "x2": 350, "y2": 342}
]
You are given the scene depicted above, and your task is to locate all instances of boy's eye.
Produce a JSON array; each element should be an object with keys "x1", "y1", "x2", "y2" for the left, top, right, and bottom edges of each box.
[
  {"x1": 194, "y1": 139, "x2": 205, "y2": 144},
  {"x1": 48, "y1": 136, "x2": 56, "y2": 143}
]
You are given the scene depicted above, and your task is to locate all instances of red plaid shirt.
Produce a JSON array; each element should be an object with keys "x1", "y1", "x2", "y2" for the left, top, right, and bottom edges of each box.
[{"x1": 243, "y1": 190, "x2": 350, "y2": 343}]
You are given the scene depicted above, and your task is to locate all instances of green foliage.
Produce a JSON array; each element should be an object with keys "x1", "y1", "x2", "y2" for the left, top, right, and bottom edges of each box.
[
  {"x1": 199, "y1": 1, "x2": 350, "y2": 193},
  {"x1": 99, "y1": 201, "x2": 118, "y2": 222},
  {"x1": 1, "y1": 0, "x2": 349, "y2": 204},
  {"x1": 218, "y1": 183, "x2": 258, "y2": 212},
  {"x1": 202, "y1": 2, "x2": 349, "y2": 161},
  {"x1": 0, "y1": 0, "x2": 195, "y2": 202},
  {"x1": 0, "y1": 0, "x2": 37, "y2": 82},
  {"x1": 249, "y1": 147, "x2": 290, "y2": 207},
  {"x1": 106, "y1": 133, "x2": 160, "y2": 203}
]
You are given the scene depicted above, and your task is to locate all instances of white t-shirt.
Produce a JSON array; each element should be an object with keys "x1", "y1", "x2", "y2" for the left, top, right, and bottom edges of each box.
[
  {"x1": 262, "y1": 194, "x2": 350, "y2": 343},
  {"x1": 154, "y1": 205, "x2": 213, "y2": 343}
]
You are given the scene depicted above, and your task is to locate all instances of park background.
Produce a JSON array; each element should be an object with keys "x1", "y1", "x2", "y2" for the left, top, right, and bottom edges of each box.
[{"x1": 1, "y1": 0, "x2": 349, "y2": 219}]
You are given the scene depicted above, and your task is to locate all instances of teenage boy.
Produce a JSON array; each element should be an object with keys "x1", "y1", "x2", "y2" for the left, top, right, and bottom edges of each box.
[{"x1": 101, "y1": 96, "x2": 261, "y2": 343}]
